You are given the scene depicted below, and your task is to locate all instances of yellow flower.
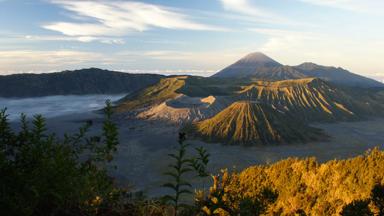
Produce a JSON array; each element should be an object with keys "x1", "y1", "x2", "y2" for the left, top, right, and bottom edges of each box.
[
  {"x1": 202, "y1": 206, "x2": 211, "y2": 215},
  {"x1": 213, "y1": 208, "x2": 230, "y2": 216},
  {"x1": 211, "y1": 197, "x2": 219, "y2": 204},
  {"x1": 91, "y1": 196, "x2": 102, "y2": 206}
]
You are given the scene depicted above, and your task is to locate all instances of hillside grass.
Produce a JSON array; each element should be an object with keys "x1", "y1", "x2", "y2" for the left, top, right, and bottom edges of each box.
[{"x1": 205, "y1": 148, "x2": 384, "y2": 215}]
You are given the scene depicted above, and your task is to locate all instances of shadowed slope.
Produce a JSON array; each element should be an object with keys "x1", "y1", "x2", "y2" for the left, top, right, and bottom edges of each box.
[
  {"x1": 189, "y1": 101, "x2": 325, "y2": 145},
  {"x1": 295, "y1": 62, "x2": 384, "y2": 87}
]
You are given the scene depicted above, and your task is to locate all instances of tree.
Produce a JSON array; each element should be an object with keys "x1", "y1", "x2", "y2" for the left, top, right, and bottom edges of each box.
[{"x1": 0, "y1": 101, "x2": 119, "y2": 216}]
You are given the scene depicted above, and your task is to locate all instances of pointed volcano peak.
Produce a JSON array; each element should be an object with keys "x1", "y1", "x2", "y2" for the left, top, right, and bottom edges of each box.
[
  {"x1": 238, "y1": 52, "x2": 281, "y2": 66},
  {"x1": 212, "y1": 52, "x2": 298, "y2": 79}
]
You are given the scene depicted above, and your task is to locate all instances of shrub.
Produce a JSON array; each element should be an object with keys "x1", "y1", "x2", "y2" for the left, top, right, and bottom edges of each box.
[
  {"x1": 202, "y1": 149, "x2": 384, "y2": 215},
  {"x1": 0, "y1": 101, "x2": 119, "y2": 216}
]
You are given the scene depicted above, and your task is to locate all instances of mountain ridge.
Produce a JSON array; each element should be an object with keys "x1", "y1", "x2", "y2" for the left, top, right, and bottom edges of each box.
[
  {"x1": 294, "y1": 62, "x2": 383, "y2": 87},
  {"x1": 213, "y1": 52, "x2": 384, "y2": 88},
  {"x1": 0, "y1": 68, "x2": 164, "y2": 98}
]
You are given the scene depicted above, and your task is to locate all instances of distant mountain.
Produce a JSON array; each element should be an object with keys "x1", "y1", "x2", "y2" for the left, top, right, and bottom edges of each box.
[
  {"x1": 213, "y1": 52, "x2": 305, "y2": 80},
  {"x1": 294, "y1": 62, "x2": 383, "y2": 87},
  {"x1": 0, "y1": 68, "x2": 163, "y2": 98},
  {"x1": 187, "y1": 78, "x2": 384, "y2": 145},
  {"x1": 213, "y1": 52, "x2": 384, "y2": 88},
  {"x1": 189, "y1": 101, "x2": 325, "y2": 145},
  {"x1": 116, "y1": 75, "x2": 384, "y2": 145}
]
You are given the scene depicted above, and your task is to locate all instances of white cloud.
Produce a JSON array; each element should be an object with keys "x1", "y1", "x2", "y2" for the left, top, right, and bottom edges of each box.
[
  {"x1": 250, "y1": 27, "x2": 384, "y2": 76},
  {"x1": 1, "y1": 46, "x2": 383, "y2": 77},
  {"x1": 0, "y1": 50, "x2": 103, "y2": 73},
  {"x1": 24, "y1": 35, "x2": 125, "y2": 44},
  {"x1": 298, "y1": 0, "x2": 384, "y2": 13},
  {"x1": 44, "y1": 0, "x2": 224, "y2": 39},
  {"x1": 249, "y1": 28, "x2": 318, "y2": 38},
  {"x1": 0, "y1": 49, "x2": 245, "y2": 75},
  {"x1": 220, "y1": 0, "x2": 273, "y2": 18},
  {"x1": 249, "y1": 28, "x2": 321, "y2": 54},
  {"x1": 119, "y1": 69, "x2": 217, "y2": 77},
  {"x1": 219, "y1": 0, "x2": 298, "y2": 25}
]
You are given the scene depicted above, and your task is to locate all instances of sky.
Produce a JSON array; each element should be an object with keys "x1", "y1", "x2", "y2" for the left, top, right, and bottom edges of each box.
[{"x1": 0, "y1": 0, "x2": 384, "y2": 79}]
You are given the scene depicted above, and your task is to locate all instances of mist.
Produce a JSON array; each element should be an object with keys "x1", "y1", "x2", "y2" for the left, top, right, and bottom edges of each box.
[{"x1": 0, "y1": 94, "x2": 125, "y2": 121}]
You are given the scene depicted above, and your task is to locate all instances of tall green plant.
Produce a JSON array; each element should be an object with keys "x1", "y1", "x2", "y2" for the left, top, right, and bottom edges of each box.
[
  {"x1": 163, "y1": 133, "x2": 193, "y2": 216},
  {"x1": 163, "y1": 132, "x2": 211, "y2": 216},
  {"x1": 191, "y1": 147, "x2": 210, "y2": 179}
]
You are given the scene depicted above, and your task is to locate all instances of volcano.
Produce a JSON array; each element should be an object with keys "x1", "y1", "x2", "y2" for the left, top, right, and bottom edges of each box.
[
  {"x1": 213, "y1": 52, "x2": 305, "y2": 80},
  {"x1": 188, "y1": 101, "x2": 325, "y2": 145}
]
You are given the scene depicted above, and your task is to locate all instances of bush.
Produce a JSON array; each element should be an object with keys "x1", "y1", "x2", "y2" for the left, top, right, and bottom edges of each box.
[
  {"x1": 0, "y1": 101, "x2": 119, "y2": 216},
  {"x1": 203, "y1": 149, "x2": 384, "y2": 215}
]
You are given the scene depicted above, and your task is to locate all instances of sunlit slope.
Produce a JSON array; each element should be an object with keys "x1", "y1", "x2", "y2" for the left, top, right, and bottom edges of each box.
[
  {"x1": 115, "y1": 76, "x2": 241, "y2": 122},
  {"x1": 115, "y1": 76, "x2": 186, "y2": 112},
  {"x1": 236, "y1": 78, "x2": 382, "y2": 121},
  {"x1": 190, "y1": 101, "x2": 325, "y2": 145},
  {"x1": 216, "y1": 149, "x2": 384, "y2": 215}
]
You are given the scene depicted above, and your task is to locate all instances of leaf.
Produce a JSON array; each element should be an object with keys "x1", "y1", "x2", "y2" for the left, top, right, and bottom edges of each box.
[
  {"x1": 180, "y1": 167, "x2": 193, "y2": 174},
  {"x1": 178, "y1": 181, "x2": 192, "y2": 188},
  {"x1": 168, "y1": 164, "x2": 181, "y2": 171},
  {"x1": 164, "y1": 171, "x2": 178, "y2": 179},
  {"x1": 167, "y1": 153, "x2": 179, "y2": 160},
  {"x1": 178, "y1": 189, "x2": 192, "y2": 195},
  {"x1": 163, "y1": 183, "x2": 177, "y2": 190},
  {"x1": 163, "y1": 195, "x2": 177, "y2": 203}
]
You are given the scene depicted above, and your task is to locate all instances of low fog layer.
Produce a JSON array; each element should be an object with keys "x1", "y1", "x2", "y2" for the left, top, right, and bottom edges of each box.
[{"x1": 0, "y1": 94, "x2": 125, "y2": 121}]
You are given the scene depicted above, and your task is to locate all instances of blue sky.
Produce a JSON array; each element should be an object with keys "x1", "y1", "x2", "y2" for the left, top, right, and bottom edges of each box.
[{"x1": 0, "y1": 0, "x2": 383, "y2": 79}]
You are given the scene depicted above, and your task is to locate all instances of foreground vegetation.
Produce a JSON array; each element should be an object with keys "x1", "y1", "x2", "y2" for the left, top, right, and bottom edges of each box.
[
  {"x1": 205, "y1": 149, "x2": 384, "y2": 215},
  {"x1": 0, "y1": 101, "x2": 120, "y2": 215},
  {"x1": 1, "y1": 104, "x2": 384, "y2": 215}
]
